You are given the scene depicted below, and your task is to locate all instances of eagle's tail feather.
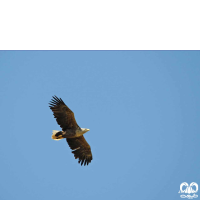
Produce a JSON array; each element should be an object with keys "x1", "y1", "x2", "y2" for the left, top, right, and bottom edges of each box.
[{"x1": 52, "y1": 130, "x2": 64, "y2": 140}]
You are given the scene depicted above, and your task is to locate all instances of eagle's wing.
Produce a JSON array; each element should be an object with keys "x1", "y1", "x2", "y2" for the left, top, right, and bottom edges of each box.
[
  {"x1": 67, "y1": 136, "x2": 92, "y2": 166},
  {"x1": 49, "y1": 96, "x2": 80, "y2": 131}
]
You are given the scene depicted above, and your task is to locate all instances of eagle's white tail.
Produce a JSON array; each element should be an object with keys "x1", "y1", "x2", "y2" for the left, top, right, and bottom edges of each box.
[{"x1": 52, "y1": 130, "x2": 64, "y2": 140}]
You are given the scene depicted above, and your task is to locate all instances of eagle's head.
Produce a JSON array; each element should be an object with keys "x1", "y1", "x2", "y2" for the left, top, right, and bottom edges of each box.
[
  {"x1": 76, "y1": 128, "x2": 90, "y2": 137},
  {"x1": 81, "y1": 128, "x2": 90, "y2": 133}
]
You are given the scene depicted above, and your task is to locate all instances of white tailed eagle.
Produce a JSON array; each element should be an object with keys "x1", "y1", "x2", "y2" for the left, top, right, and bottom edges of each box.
[{"x1": 49, "y1": 96, "x2": 92, "y2": 166}]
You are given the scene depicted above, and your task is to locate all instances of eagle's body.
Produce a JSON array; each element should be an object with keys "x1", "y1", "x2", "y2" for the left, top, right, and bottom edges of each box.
[
  {"x1": 49, "y1": 96, "x2": 92, "y2": 166},
  {"x1": 52, "y1": 128, "x2": 89, "y2": 139}
]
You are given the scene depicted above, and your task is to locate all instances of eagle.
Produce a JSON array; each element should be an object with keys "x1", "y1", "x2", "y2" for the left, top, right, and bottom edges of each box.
[{"x1": 49, "y1": 96, "x2": 92, "y2": 166}]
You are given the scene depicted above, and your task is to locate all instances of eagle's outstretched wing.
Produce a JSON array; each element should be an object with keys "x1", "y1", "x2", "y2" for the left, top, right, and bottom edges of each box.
[
  {"x1": 67, "y1": 136, "x2": 93, "y2": 166},
  {"x1": 49, "y1": 96, "x2": 80, "y2": 131}
]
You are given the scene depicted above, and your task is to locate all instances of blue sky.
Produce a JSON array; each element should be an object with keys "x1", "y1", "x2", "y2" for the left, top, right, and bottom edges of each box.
[{"x1": 0, "y1": 51, "x2": 199, "y2": 200}]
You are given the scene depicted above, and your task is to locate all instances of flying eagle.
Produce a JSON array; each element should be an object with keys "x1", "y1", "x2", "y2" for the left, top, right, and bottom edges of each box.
[{"x1": 49, "y1": 96, "x2": 92, "y2": 166}]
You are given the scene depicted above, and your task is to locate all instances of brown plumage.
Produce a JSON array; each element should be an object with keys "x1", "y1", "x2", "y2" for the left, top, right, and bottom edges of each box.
[
  {"x1": 67, "y1": 136, "x2": 92, "y2": 166},
  {"x1": 49, "y1": 96, "x2": 92, "y2": 166}
]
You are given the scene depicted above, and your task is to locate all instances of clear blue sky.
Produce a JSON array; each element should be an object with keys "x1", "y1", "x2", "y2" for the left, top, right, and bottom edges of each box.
[{"x1": 0, "y1": 51, "x2": 199, "y2": 200}]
